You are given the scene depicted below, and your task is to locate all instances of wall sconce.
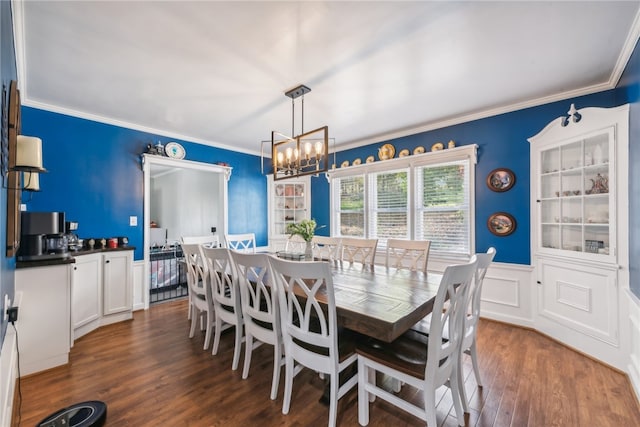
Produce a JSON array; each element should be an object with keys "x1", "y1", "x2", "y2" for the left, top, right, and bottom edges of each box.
[{"x1": 14, "y1": 135, "x2": 46, "y2": 173}]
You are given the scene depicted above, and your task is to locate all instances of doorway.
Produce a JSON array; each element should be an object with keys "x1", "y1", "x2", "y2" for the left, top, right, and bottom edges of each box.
[{"x1": 142, "y1": 154, "x2": 231, "y2": 309}]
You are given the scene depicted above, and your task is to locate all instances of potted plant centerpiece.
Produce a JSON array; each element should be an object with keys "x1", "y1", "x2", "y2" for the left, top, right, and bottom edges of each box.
[{"x1": 286, "y1": 219, "x2": 323, "y2": 260}]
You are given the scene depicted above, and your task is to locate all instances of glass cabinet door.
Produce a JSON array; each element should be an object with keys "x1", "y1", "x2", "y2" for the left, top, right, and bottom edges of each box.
[
  {"x1": 272, "y1": 181, "x2": 308, "y2": 236},
  {"x1": 537, "y1": 127, "x2": 612, "y2": 257}
]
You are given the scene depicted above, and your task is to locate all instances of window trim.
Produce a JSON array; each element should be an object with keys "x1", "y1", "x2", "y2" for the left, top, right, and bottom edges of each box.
[{"x1": 327, "y1": 144, "x2": 477, "y2": 257}]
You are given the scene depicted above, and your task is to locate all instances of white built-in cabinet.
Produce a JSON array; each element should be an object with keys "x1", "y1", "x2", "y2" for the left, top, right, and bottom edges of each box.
[
  {"x1": 529, "y1": 104, "x2": 629, "y2": 370},
  {"x1": 72, "y1": 250, "x2": 133, "y2": 340},
  {"x1": 267, "y1": 175, "x2": 311, "y2": 251}
]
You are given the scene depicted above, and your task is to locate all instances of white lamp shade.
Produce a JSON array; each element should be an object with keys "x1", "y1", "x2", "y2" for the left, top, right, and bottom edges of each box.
[
  {"x1": 23, "y1": 172, "x2": 40, "y2": 191},
  {"x1": 16, "y1": 135, "x2": 44, "y2": 170}
]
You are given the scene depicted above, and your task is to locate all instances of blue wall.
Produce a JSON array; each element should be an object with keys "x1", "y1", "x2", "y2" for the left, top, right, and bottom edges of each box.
[
  {"x1": 311, "y1": 90, "x2": 622, "y2": 265},
  {"x1": 617, "y1": 37, "x2": 640, "y2": 299},
  {"x1": 20, "y1": 108, "x2": 269, "y2": 261},
  {"x1": 1, "y1": 0, "x2": 17, "y2": 346}
]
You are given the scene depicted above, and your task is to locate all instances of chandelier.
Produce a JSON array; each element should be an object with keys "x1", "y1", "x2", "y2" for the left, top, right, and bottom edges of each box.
[{"x1": 271, "y1": 84, "x2": 329, "y2": 180}]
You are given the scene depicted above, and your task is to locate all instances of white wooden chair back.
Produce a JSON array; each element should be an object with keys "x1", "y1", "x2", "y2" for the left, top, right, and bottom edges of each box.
[
  {"x1": 284, "y1": 234, "x2": 307, "y2": 253},
  {"x1": 225, "y1": 233, "x2": 256, "y2": 253},
  {"x1": 340, "y1": 237, "x2": 378, "y2": 267},
  {"x1": 181, "y1": 235, "x2": 220, "y2": 248},
  {"x1": 231, "y1": 251, "x2": 279, "y2": 342},
  {"x1": 202, "y1": 247, "x2": 244, "y2": 369},
  {"x1": 181, "y1": 243, "x2": 215, "y2": 349},
  {"x1": 426, "y1": 256, "x2": 477, "y2": 384},
  {"x1": 268, "y1": 258, "x2": 339, "y2": 373},
  {"x1": 311, "y1": 235, "x2": 341, "y2": 261},
  {"x1": 464, "y1": 247, "x2": 496, "y2": 348},
  {"x1": 385, "y1": 239, "x2": 431, "y2": 273}
]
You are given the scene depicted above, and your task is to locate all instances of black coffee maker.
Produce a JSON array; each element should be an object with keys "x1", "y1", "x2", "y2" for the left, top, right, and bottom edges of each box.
[{"x1": 18, "y1": 211, "x2": 70, "y2": 261}]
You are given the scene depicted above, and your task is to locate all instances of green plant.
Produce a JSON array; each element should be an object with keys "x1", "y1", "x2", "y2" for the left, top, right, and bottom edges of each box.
[{"x1": 286, "y1": 219, "x2": 323, "y2": 242}]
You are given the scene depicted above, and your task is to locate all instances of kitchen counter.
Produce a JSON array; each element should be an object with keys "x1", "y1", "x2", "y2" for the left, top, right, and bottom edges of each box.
[{"x1": 16, "y1": 246, "x2": 135, "y2": 269}]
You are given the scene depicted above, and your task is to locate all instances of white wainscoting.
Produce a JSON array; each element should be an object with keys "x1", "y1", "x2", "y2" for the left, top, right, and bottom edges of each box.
[
  {"x1": 132, "y1": 260, "x2": 146, "y2": 311},
  {"x1": 0, "y1": 325, "x2": 17, "y2": 427},
  {"x1": 429, "y1": 258, "x2": 535, "y2": 327},
  {"x1": 628, "y1": 290, "x2": 640, "y2": 403}
]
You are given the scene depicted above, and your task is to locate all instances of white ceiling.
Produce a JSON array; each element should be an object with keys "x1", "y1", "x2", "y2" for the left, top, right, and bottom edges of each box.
[{"x1": 13, "y1": 1, "x2": 640, "y2": 156}]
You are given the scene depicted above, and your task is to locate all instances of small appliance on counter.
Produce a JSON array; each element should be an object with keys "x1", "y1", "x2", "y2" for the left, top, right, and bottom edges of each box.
[
  {"x1": 17, "y1": 211, "x2": 71, "y2": 261},
  {"x1": 65, "y1": 221, "x2": 83, "y2": 251}
]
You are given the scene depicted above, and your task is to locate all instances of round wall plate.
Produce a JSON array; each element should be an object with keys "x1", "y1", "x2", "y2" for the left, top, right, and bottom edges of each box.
[{"x1": 165, "y1": 142, "x2": 186, "y2": 159}]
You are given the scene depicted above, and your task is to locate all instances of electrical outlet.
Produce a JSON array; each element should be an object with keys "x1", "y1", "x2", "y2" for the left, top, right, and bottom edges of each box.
[
  {"x1": 129, "y1": 216, "x2": 138, "y2": 226},
  {"x1": 6, "y1": 307, "x2": 18, "y2": 323},
  {"x1": 211, "y1": 227, "x2": 216, "y2": 233}
]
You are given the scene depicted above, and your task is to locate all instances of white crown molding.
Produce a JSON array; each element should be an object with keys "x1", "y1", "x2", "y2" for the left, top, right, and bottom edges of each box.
[
  {"x1": 609, "y1": 6, "x2": 640, "y2": 87},
  {"x1": 12, "y1": 0, "x2": 27, "y2": 93},
  {"x1": 22, "y1": 99, "x2": 262, "y2": 157}
]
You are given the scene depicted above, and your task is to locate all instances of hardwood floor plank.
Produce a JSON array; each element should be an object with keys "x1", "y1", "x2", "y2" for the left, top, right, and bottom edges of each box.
[{"x1": 13, "y1": 299, "x2": 640, "y2": 426}]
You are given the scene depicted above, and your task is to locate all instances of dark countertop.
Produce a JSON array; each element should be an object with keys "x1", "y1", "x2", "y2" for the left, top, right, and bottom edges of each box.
[{"x1": 16, "y1": 246, "x2": 136, "y2": 269}]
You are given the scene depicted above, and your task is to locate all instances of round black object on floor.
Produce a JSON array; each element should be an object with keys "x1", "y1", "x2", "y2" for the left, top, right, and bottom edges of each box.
[{"x1": 36, "y1": 400, "x2": 106, "y2": 427}]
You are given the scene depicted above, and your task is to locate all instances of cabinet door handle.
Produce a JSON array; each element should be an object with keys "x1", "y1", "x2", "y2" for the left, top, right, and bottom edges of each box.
[
  {"x1": 105, "y1": 260, "x2": 110, "y2": 264},
  {"x1": 536, "y1": 280, "x2": 542, "y2": 284},
  {"x1": 74, "y1": 266, "x2": 77, "y2": 270}
]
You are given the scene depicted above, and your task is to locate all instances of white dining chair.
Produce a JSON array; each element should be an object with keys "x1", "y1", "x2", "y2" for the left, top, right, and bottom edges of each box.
[
  {"x1": 356, "y1": 256, "x2": 478, "y2": 427},
  {"x1": 180, "y1": 243, "x2": 215, "y2": 351},
  {"x1": 385, "y1": 238, "x2": 431, "y2": 273},
  {"x1": 181, "y1": 234, "x2": 220, "y2": 248},
  {"x1": 225, "y1": 233, "x2": 256, "y2": 253},
  {"x1": 267, "y1": 257, "x2": 358, "y2": 427},
  {"x1": 411, "y1": 247, "x2": 496, "y2": 412},
  {"x1": 456, "y1": 247, "x2": 496, "y2": 411},
  {"x1": 201, "y1": 247, "x2": 244, "y2": 370},
  {"x1": 181, "y1": 235, "x2": 220, "y2": 320},
  {"x1": 340, "y1": 237, "x2": 378, "y2": 267},
  {"x1": 284, "y1": 234, "x2": 307, "y2": 254},
  {"x1": 311, "y1": 235, "x2": 341, "y2": 261},
  {"x1": 230, "y1": 251, "x2": 285, "y2": 400}
]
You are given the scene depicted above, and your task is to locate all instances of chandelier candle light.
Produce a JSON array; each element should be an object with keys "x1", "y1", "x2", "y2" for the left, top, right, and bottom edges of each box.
[{"x1": 272, "y1": 84, "x2": 329, "y2": 180}]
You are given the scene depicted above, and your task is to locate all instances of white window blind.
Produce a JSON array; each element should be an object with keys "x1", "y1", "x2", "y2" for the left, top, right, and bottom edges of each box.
[
  {"x1": 329, "y1": 144, "x2": 476, "y2": 259},
  {"x1": 368, "y1": 169, "x2": 409, "y2": 245},
  {"x1": 415, "y1": 159, "x2": 470, "y2": 256}
]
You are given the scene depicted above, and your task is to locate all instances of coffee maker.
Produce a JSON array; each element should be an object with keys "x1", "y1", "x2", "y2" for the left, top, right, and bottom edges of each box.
[{"x1": 17, "y1": 211, "x2": 70, "y2": 261}]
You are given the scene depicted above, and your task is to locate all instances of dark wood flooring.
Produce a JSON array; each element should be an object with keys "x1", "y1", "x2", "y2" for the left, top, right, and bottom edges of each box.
[{"x1": 13, "y1": 299, "x2": 640, "y2": 426}]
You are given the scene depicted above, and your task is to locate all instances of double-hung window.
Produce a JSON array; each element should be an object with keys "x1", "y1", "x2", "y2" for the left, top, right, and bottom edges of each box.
[{"x1": 329, "y1": 145, "x2": 476, "y2": 258}]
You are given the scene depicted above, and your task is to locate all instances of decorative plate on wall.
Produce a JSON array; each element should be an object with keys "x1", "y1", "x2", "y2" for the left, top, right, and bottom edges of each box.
[
  {"x1": 486, "y1": 168, "x2": 515, "y2": 192},
  {"x1": 366, "y1": 155, "x2": 375, "y2": 164},
  {"x1": 431, "y1": 142, "x2": 444, "y2": 152},
  {"x1": 165, "y1": 142, "x2": 186, "y2": 159},
  {"x1": 352, "y1": 158, "x2": 362, "y2": 166},
  {"x1": 413, "y1": 146, "x2": 425, "y2": 155},
  {"x1": 487, "y1": 212, "x2": 516, "y2": 236},
  {"x1": 398, "y1": 149, "x2": 410, "y2": 157},
  {"x1": 378, "y1": 143, "x2": 395, "y2": 160}
]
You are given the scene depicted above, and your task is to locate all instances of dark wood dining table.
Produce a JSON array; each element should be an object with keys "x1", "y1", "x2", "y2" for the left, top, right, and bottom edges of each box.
[{"x1": 325, "y1": 261, "x2": 443, "y2": 342}]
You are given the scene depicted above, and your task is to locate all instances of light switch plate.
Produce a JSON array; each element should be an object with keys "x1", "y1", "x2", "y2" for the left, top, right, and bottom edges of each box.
[{"x1": 129, "y1": 216, "x2": 138, "y2": 226}]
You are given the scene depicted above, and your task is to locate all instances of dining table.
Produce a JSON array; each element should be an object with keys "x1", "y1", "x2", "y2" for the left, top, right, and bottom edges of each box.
[{"x1": 323, "y1": 261, "x2": 443, "y2": 342}]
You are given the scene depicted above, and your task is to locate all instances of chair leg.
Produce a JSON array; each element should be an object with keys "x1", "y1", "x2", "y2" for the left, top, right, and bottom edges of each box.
[
  {"x1": 270, "y1": 344, "x2": 283, "y2": 400},
  {"x1": 357, "y1": 357, "x2": 370, "y2": 426},
  {"x1": 449, "y1": 367, "x2": 465, "y2": 427},
  {"x1": 231, "y1": 324, "x2": 243, "y2": 371},
  {"x1": 424, "y1": 385, "x2": 438, "y2": 427},
  {"x1": 469, "y1": 340, "x2": 482, "y2": 387},
  {"x1": 242, "y1": 333, "x2": 253, "y2": 379},
  {"x1": 328, "y1": 373, "x2": 339, "y2": 427},
  {"x1": 203, "y1": 310, "x2": 213, "y2": 350},
  {"x1": 189, "y1": 308, "x2": 198, "y2": 338},
  {"x1": 457, "y1": 350, "x2": 470, "y2": 413},
  {"x1": 212, "y1": 315, "x2": 222, "y2": 356},
  {"x1": 282, "y1": 357, "x2": 294, "y2": 415}
]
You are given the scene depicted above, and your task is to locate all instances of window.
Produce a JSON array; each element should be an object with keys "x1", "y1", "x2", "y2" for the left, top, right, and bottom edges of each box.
[{"x1": 330, "y1": 145, "x2": 476, "y2": 257}]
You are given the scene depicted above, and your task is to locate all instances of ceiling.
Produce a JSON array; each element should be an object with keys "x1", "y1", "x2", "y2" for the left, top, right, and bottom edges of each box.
[{"x1": 13, "y1": 1, "x2": 640, "y2": 156}]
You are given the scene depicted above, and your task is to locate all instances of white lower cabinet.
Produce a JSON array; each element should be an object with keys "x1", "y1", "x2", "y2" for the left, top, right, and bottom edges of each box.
[
  {"x1": 72, "y1": 250, "x2": 133, "y2": 341},
  {"x1": 72, "y1": 253, "x2": 101, "y2": 339},
  {"x1": 15, "y1": 264, "x2": 72, "y2": 376}
]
